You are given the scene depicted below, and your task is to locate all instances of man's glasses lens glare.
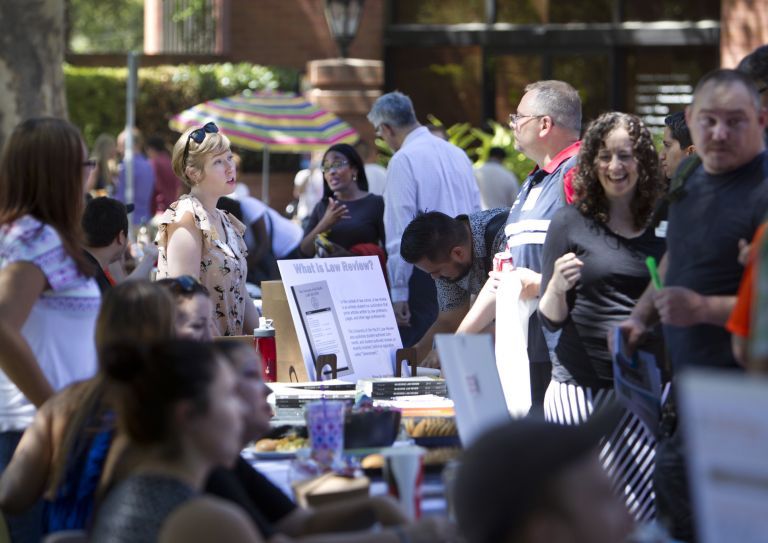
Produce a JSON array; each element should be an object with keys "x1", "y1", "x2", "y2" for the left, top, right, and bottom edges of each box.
[{"x1": 508, "y1": 113, "x2": 544, "y2": 127}]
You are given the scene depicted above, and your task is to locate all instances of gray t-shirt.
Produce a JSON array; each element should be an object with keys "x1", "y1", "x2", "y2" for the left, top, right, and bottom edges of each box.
[{"x1": 665, "y1": 151, "x2": 768, "y2": 370}]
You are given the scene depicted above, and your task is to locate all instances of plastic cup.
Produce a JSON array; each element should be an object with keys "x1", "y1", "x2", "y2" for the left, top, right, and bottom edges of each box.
[
  {"x1": 304, "y1": 400, "x2": 346, "y2": 467},
  {"x1": 382, "y1": 446, "x2": 426, "y2": 520}
]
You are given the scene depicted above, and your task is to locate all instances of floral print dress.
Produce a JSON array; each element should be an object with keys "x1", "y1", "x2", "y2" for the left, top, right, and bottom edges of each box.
[{"x1": 155, "y1": 194, "x2": 249, "y2": 336}]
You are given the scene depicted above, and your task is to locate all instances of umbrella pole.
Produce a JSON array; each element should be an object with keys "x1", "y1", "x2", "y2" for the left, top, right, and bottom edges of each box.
[{"x1": 262, "y1": 147, "x2": 270, "y2": 206}]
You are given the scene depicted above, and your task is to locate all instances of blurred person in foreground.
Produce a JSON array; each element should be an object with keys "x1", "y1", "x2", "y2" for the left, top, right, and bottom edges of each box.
[
  {"x1": 208, "y1": 341, "x2": 458, "y2": 542},
  {"x1": 454, "y1": 407, "x2": 634, "y2": 543},
  {"x1": 0, "y1": 118, "x2": 101, "y2": 541},
  {"x1": 618, "y1": 69, "x2": 768, "y2": 540},
  {"x1": 0, "y1": 281, "x2": 175, "y2": 536},
  {"x1": 89, "y1": 340, "x2": 256, "y2": 543}
]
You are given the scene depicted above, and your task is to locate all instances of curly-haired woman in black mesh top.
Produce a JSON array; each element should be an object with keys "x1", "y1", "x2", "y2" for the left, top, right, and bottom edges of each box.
[{"x1": 538, "y1": 112, "x2": 666, "y2": 522}]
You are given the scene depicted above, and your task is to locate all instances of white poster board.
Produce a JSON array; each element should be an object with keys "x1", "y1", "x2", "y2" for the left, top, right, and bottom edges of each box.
[
  {"x1": 277, "y1": 257, "x2": 401, "y2": 381},
  {"x1": 678, "y1": 370, "x2": 768, "y2": 543},
  {"x1": 435, "y1": 334, "x2": 511, "y2": 446},
  {"x1": 494, "y1": 273, "x2": 537, "y2": 417}
]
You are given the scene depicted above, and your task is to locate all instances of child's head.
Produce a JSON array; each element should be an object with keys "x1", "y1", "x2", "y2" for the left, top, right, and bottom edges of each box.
[{"x1": 156, "y1": 275, "x2": 213, "y2": 341}]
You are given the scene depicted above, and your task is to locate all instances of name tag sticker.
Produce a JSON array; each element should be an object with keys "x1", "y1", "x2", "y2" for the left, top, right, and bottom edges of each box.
[
  {"x1": 521, "y1": 187, "x2": 543, "y2": 212},
  {"x1": 655, "y1": 220, "x2": 668, "y2": 238}
]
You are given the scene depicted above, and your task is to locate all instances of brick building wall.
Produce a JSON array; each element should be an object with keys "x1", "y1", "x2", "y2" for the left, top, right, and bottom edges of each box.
[
  {"x1": 226, "y1": 0, "x2": 384, "y2": 68},
  {"x1": 721, "y1": 0, "x2": 768, "y2": 68}
]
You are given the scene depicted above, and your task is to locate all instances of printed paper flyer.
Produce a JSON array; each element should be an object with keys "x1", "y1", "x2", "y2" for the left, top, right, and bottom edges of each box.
[{"x1": 278, "y1": 256, "x2": 402, "y2": 381}]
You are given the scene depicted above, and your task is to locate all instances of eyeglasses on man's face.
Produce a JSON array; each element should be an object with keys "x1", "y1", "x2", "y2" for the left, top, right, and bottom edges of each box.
[
  {"x1": 183, "y1": 122, "x2": 219, "y2": 166},
  {"x1": 508, "y1": 113, "x2": 545, "y2": 128},
  {"x1": 321, "y1": 160, "x2": 349, "y2": 173}
]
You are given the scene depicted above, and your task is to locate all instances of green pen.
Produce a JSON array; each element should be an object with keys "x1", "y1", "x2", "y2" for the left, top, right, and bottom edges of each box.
[{"x1": 646, "y1": 256, "x2": 663, "y2": 290}]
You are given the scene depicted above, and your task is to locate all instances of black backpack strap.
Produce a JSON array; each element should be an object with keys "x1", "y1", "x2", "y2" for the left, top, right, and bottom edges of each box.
[
  {"x1": 667, "y1": 155, "x2": 701, "y2": 203},
  {"x1": 483, "y1": 210, "x2": 509, "y2": 274}
]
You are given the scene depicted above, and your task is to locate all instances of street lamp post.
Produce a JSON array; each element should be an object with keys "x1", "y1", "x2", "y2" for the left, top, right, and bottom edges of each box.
[{"x1": 323, "y1": 0, "x2": 365, "y2": 58}]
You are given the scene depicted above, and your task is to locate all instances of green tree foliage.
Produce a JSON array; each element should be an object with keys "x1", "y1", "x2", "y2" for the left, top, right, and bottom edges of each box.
[
  {"x1": 65, "y1": 63, "x2": 299, "y2": 148},
  {"x1": 68, "y1": 0, "x2": 144, "y2": 53}
]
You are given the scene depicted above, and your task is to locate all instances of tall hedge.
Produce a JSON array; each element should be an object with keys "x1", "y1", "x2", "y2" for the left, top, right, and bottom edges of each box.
[{"x1": 65, "y1": 63, "x2": 299, "y2": 149}]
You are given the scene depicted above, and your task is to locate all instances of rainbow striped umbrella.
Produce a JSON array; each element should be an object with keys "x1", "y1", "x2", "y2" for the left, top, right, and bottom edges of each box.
[{"x1": 169, "y1": 91, "x2": 358, "y2": 204}]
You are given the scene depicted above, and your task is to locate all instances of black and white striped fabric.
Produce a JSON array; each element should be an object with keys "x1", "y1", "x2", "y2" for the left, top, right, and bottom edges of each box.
[{"x1": 543, "y1": 380, "x2": 657, "y2": 522}]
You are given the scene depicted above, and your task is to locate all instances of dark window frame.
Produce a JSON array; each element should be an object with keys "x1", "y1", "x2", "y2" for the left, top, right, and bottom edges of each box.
[{"x1": 383, "y1": 1, "x2": 720, "y2": 121}]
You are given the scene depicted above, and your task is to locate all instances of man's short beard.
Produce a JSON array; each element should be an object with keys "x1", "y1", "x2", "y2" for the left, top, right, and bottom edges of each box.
[{"x1": 443, "y1": 262, "x2": 472, "y2": 283}]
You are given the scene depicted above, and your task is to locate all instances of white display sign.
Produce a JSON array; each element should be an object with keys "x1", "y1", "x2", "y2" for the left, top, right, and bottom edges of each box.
[
  {"x1": 278, "y1": 256, "x2": 402, "y2": 381},
  {"x1": 679, "y1": 370, "x2": 768, "y2": 543},
  {"x1": 494, "y1": 272, "x2": 537, "y2": 417},
  {"x1": 436, "y1": 334, "x2": 511, "y2": 446}
]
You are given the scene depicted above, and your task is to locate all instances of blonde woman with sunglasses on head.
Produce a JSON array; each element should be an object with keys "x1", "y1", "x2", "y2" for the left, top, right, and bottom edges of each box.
[{"x1": 156, "y1": 123, "x2": 259, "y2": 337}]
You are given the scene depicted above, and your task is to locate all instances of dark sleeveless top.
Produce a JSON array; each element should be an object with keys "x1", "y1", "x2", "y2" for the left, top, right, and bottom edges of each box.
[{"x1": 90, "y1": 474, "x2": 197, "y2": 543}]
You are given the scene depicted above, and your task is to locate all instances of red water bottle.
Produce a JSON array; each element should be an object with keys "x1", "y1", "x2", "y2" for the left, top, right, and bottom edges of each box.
[{"x1": 254, "y1": 317, "x2": 277, "y2": 382}]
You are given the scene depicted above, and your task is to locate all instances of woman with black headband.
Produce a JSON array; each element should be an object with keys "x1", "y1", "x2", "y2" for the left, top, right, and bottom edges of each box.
[{"x1": 156, "y1": 122, "x2": 259, "y2": 337}]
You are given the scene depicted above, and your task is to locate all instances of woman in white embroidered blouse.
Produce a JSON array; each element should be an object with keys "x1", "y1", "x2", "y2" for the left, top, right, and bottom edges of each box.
[
  {"x1": 155, "y1": 123, "x2": 258, "y2": 336},
  {"x1": 0, "y1": 118, "x2": 101, "y2": 540}
]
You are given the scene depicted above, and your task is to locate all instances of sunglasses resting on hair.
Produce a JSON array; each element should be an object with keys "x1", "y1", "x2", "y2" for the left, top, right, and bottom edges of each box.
[{"x1": 183, "y1": 122, "x2": 219, "y2": 166}]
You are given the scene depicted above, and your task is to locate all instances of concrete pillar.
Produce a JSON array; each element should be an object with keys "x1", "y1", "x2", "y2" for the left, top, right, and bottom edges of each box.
[
  {"x1": 144, "y1": 0, "x2": 163, "y2": 54},
  {"x1": 306, "y1": 58, "x2": 384, "y2": 157},
  {"x1": 144, "y1": 0, "x2": 230, "y2": 55},
  {"x1": 214, "y1": 0, "x2": 231, "y2": 56}
]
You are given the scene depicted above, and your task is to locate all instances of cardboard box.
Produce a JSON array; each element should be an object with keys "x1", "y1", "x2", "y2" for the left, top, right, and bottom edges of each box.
[
  {"x1": 260, "y1": 280, "x2": 309, "y2": 382},
  {"x1": 292, "y1": 473, "x2": 370, "y2": 508}
]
